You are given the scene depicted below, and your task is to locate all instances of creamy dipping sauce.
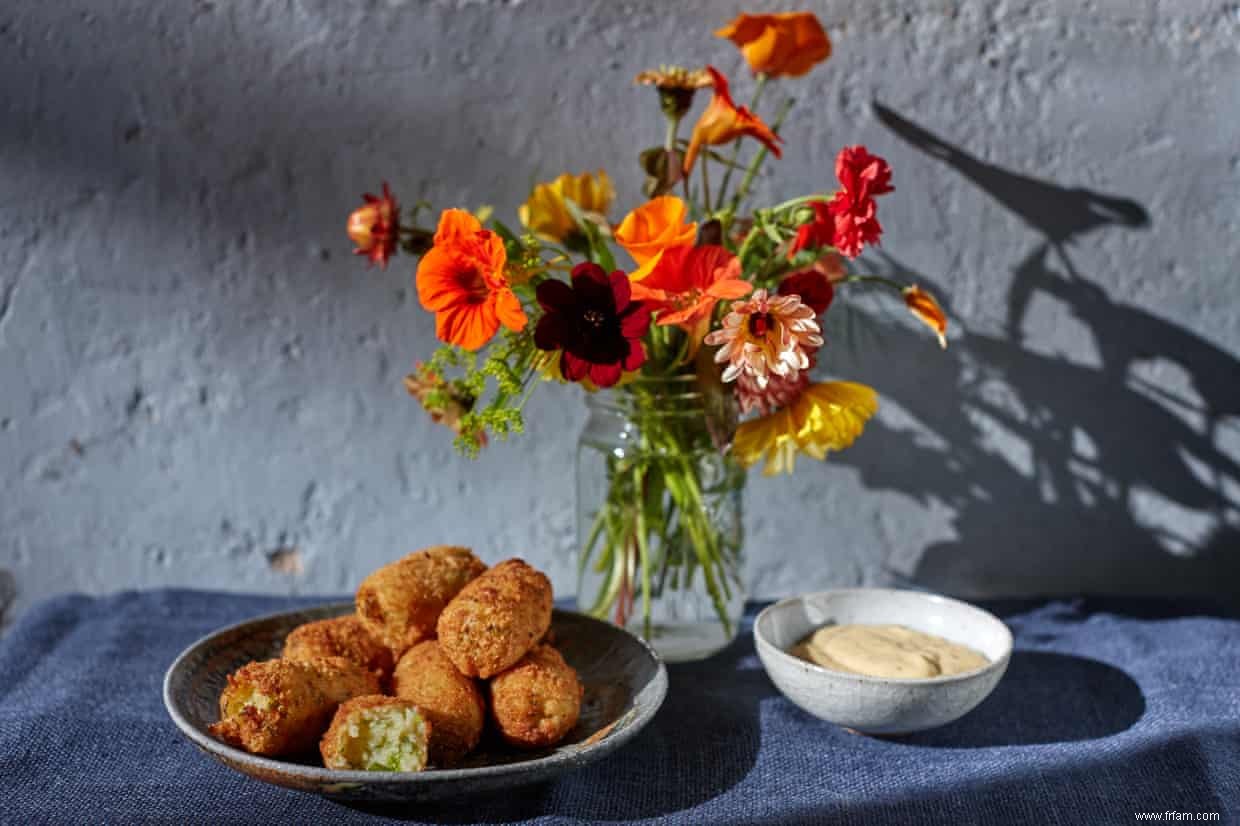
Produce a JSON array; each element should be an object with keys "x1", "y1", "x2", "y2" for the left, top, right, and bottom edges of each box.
[{"x1": 790, "y1": 624, "x2": 989, "y2": 679}]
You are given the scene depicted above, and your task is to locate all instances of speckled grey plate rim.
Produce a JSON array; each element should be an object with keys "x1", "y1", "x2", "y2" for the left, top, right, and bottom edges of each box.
[
  {"x1": 754, "y1": 587, "x2": 1014, "y2": 685},
  {"x1": 163, "y1": 601, "x2": 668, "y2": 793}
]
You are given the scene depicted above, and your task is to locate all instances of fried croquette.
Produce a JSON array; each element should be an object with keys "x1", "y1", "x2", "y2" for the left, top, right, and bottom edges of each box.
[
  {"x1": 489, "y1": 644, "x2": 583, "y2": 749},
  {"x1": 209, "y1": 657, "x2": 380, "y2": 756},
  {"x1": 391, "y1": 640, "x2": 486, "y2": 765},
  {"x1": 356, "y1": 545, "x2": 487, "y2": 655},
  {"x1": 436, "y1": 558, "x2": 552, "y2": 679},
  {"x1": 283, "y1": 615, "x2": 394, "y2": 684},
  {"x1": 319, "y1": 695, "x2": 431, "y2": 772}
]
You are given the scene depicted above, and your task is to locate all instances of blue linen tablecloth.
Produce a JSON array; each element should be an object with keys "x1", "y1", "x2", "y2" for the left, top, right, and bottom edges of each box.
[{"x1": 0, "y1": 590, "x2": 1237, "y2": 825}]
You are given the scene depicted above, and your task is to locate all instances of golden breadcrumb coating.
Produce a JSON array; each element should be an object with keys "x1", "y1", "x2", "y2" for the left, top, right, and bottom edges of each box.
[
  {"x1": 489, "y1": 644, "x2": 583, "y2": 749},
  {"x1": 283, "y1": 615, "x2": 394, "y2": 684},
  {"x1": 209, "y1": 656, "x2": 380, "y2": 756},
  {"x1": 436, "y1": 558, "x2": 552, "y2": 679},
  {"x1": 319, "y1": 695, "x2": 431, "y2": 772},
  {"x1": 391, "y1": 640, "x2": 486, "y2": 766},
  {"x1": 356, "y1": 546, "x2": 487, "y2": 655}
]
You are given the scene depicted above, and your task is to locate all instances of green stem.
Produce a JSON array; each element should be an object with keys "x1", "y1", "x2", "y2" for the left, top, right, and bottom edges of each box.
[
  {"x1": 666, "y1": 464, "x2": 732, "y2": 636},
  {"x1": 580, "y1": 506, "x2": 607, "y2": 577},
  {"x1": 664, "y1": 114, "x2": 680, "y2": 159},
  {"x1": 586, "y1": 517, "x2": 624, "y2": 617},
  {"x1": 736, "y1": 224, "x2": 763, "y2": 265},
  {"x1": 580, "y1": 379, "x2": 741, "y2": 640},
  {"x1": 715, "y1": 73, "x2": 768, "y2": 210},
  {"x1": 634, "y1": 463, "x2": 653, "y2": 640},
  {"x1": 700, "y1": 157, "x2": 712, "y2": 217},
  {"x1": 842, "y1": 274, "x2": 907, "y2": 292},
  {"x1": 768, "y1": 193, "x2": 828, "y2": 214}
]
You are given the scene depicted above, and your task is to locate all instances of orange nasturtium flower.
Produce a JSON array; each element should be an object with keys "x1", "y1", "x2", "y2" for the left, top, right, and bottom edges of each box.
[
  {"x1": 715, "y1": 12, "x2": 832, "y2": 78},
  {"x1": 416, "y1": 209, "x2": 527, "y2": 351},
  {"x1": 683, "y1": 66, "x2": 783, "y2": 176},
  {"x1": 517, "y1": 170, "x2": 614, "y2": 245},
  {"x1": 631, "y1": 245, "x2": 753, "y2": 347},
  {"x1": 903, "y1": 285, "x2": 948, "y2": 349},
  {"x1": 614, "y1": 195, "x2": 698, "y2": 282}
]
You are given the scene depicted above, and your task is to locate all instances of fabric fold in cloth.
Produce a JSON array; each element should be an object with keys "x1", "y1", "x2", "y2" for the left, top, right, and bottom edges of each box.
[{"x1": 0, "y1": 590, "x2": 1237, "y2": 825}]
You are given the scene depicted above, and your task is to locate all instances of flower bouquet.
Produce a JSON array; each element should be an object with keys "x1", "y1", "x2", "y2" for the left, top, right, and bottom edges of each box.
[{"x1": 346, "y1": 11, "x2": 948, "y2": 659}]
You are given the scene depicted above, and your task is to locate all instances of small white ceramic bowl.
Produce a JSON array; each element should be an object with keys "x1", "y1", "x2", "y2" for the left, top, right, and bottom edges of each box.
[{"x1": 754, "y1": 588, "x2": 1012, "y2": 735}]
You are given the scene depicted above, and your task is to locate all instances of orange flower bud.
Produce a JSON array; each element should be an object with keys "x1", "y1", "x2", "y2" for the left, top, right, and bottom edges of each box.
[
  {"x1": 614, "y1": 196, "x2": 698, "y2": 281},
  {"x1": 347, "y1": 183, "x2": 400, "y2": 268},
  {"x1": 635, "y1": 65, "x2": 712, "y2": 119},
  {"x1": 903, "y1": 285, "x2": 948, "y2": 348},
  {"x1": 715, "y1": 12, "x2": 832, "y2": 78},
  {"x1": 683, "y1": 66, "x2": 783, "y2": 176},
  {"x1": 416, "y1": 209, "x2": 526, "y2": 351}
]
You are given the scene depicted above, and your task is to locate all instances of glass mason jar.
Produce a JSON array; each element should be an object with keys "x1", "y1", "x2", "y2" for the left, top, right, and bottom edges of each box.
[{"x1": 576, "y1": 374, "x2": 746, "y2": 663}]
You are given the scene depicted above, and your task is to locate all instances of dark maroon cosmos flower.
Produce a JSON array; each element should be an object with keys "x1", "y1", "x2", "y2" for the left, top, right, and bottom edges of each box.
[{"x1": 534, "y1": 262, "x2": 651, "y2": 388}]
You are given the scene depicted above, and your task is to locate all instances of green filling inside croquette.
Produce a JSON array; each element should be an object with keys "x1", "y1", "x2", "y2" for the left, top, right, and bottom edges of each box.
[{"x1": 341, "y1": 707, "x2": 429, "y2": 772}]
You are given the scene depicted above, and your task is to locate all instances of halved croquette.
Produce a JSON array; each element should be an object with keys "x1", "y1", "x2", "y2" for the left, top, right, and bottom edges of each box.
[{"x1": 319, "y1": 695, "x2": 431, "y2": 772}]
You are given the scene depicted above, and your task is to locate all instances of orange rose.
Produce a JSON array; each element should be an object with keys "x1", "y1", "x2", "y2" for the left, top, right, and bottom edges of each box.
[
  {"x1": 683, "y1": 67, "x2": 783, "y2": 177},
  {"x1": 614, "y1": 196, "x2": 698, "y2": 281},
  {"x1": 715, "y1": 12, "x2": 831, "y2": 78},
  {"x1": 903, "y1": 285, "x2": 948, "y2": 349}
]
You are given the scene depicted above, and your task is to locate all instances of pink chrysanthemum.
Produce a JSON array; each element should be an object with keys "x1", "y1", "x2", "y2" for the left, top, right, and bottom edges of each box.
[
  {"x1": 704, "y1": 289, "x2": 823, "y2": 388},
  {"x1": 735, "y1": 365, "x2": 811, "y2": 416}
]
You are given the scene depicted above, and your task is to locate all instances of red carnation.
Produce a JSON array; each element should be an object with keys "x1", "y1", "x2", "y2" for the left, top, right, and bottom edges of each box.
[
  {"x1": 534, "y1": 262, "x2": 651, "y2": 388},
  {"x1": 826, "y1": 145, "x2": 893, "y2": 258}
]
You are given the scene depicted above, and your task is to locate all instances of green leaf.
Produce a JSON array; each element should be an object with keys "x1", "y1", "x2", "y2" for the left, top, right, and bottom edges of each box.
[
  {"x1": 562, "y1": 197, "x2": 617, "y2": 272},
  {"x1": 491, "y1": 219, "x2": 521, "y2": 246},
  {"x1": 701, "y1": 148, "x2": 749, "y2": 170}
]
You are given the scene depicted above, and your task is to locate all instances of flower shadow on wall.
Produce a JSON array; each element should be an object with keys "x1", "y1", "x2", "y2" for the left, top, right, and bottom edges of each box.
[
  {"x1": 0, "y1": 569, "x2": 15, "y2": 629},
  {"x1": 825, "y1": 104, "x2": 1240, "y2": 598}
]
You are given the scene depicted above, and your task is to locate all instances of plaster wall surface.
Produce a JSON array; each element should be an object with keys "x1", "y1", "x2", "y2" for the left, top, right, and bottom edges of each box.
[{"x1": 2, "y1": 0, "x2": 1238, "y2": 622}]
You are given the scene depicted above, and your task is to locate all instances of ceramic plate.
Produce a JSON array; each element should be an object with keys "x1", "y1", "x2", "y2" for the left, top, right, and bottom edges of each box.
[{"x1": 163, "y1": 602, "x2": 667, "y2": 802}]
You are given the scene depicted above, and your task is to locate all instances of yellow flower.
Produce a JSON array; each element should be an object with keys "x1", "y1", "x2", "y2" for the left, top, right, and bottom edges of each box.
[
  {"x1": 614, "y1": 195, "x2": 698, "y2": 281},
  {"x1": 517, "y1": 170, "x2": 614, "y2": 244},
  {"x1": 903, "y1": 285, "x2": 948, "y2": 348},
  {"x1": 732, "y1": 381, "x2": 878, "y2": 475}
]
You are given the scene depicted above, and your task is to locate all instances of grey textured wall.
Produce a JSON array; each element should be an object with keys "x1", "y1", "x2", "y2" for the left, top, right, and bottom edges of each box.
[{"x1": 2, "y1": 0, "x2": 1239, "y2": 623}]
